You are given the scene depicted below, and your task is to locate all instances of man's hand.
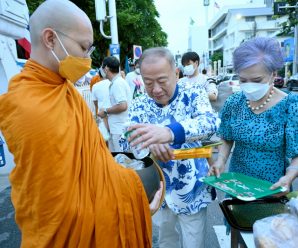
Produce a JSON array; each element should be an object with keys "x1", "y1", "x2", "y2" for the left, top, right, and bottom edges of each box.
[
  {"x1": 149, "y1": 182, "x2": 163, "y2": 215},
  {"x1": 98, "y1": 108, "x2": 106, "y2": 118},
  {"x1": 128, "y1": 123, "x2": 173, "y2": 148},
  {"x1": 149, "y1": 144, "x2": 174, "y2": 162}
]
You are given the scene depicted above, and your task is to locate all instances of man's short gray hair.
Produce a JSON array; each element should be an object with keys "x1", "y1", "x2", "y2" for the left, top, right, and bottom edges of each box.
[
  {"x1": 233, "y1": 37, "x2": 284, "y2": 74},
  {"x1": 139, "y1": 47, "x2": 175, "y2": 70}
]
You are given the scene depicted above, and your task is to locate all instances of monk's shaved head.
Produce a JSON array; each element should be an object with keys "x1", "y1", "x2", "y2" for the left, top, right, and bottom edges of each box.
[{"x1": 29, "y1": 0, "x2": 92, "y2": 47}]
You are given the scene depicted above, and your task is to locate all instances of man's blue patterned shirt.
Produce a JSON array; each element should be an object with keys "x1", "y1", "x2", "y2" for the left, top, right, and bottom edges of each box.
[{"x1": 123, "y1": 81, "x2": 220, "y2": 215}]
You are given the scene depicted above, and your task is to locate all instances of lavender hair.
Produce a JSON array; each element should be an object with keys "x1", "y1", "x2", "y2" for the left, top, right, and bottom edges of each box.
[{"x1": 233, "y1": 37, "x2": 284, "y2": 73}]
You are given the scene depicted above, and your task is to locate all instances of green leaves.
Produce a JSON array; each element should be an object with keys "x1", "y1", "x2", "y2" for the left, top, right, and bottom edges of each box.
[
  {"x1": 274, "y1": 0, "x2": 298, "y2": 36},
  {"x1": 27, "y1": 0, "x2": 168, "y2": 67}
]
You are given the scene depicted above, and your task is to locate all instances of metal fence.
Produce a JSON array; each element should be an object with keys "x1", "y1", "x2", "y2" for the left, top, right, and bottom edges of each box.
[{"x1": 75, "y1": 84, "x2": 95, "y2": 115}]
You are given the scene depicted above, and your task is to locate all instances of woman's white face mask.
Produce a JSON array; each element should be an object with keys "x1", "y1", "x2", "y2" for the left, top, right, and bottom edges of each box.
[{"x1": 240, "y1": 75, "x2": 273, "y2": 101}]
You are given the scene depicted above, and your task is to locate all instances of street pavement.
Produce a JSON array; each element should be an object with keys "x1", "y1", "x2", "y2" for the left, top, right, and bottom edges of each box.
[
  {"x1": 0, "y1": 88, "x2": 297, "y2": 247},
  {"x1": 0, "y1": 184, "x2": 21, "y2": 247}
]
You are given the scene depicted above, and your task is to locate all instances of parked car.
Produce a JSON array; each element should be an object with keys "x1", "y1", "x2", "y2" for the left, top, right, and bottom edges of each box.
[
  {"x1": 287, "y1": 74, "x2": 298, "y2": 91},
  {"x1": 273, "y1": 76, "x2": 284, "y2": 88},
  {"x1": 216, "y1": 74, "x2": 225, "y2": 85},
  {"x1": 219, "y1": 74, "x2": 240, "y2": 93},
  {"x1": 206, "y1": 77, "x2": 217, "y2": 85}
]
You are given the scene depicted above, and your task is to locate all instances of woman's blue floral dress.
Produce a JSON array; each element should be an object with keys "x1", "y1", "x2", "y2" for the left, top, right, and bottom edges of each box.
[{"x1": 218, "y1": 92, "x2": 298, "y2": 183}]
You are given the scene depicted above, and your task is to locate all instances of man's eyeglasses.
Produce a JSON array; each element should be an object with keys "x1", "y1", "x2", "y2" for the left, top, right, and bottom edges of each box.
[{"x1": 55, "y1": 30, "x2": 95, "y2": 56}]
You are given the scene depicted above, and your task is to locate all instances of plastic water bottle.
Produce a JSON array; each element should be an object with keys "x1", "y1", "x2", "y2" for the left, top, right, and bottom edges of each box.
[{"x1": 123, "y1": 127, "x2": 149, "y2": 160}]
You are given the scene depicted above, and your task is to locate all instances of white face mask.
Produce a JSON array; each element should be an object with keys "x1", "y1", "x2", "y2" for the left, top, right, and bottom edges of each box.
[
  {"x1": 183, "y1": 64, "x2": 196, "y2": 76},
  {"x1": 99, "y1": 67, "x2": 106, "y2": 78},
  {"x1": 240, "y1": 82, "x2": 270, "y2": 101},
  {"x1": 135, "y1": 68, "x2": 140, "y2": 74}
]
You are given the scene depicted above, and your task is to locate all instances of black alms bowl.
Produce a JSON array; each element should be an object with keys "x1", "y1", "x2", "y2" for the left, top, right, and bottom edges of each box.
[{"x1": 112, "y1": 152, "x2": 165, "y2": 207}]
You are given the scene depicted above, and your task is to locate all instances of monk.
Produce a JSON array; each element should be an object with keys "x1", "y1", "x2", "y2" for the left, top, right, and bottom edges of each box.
[
  {"x1": 90, "y1": 72, "x2": 102, "y2": 92},
  {"x1": 0, "y1": 0, "x2": 162, "y2": 247}
]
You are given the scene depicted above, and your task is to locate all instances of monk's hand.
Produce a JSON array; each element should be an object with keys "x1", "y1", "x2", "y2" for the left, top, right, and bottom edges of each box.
[
  {"x1": 208, "y1": 160, "x2": 225, "y2": 178},
  {"x1": 149, "y1": 144, "x2": 174, "y2": 163},
  {"x1": 128, "y1": 123, "x2": 173, "y2": 149},
  {"x1": 149, "y1": 182, "x2": 163, "y2": 215},
  {"x1": 270, "y1": 175, "x2": 291, "y2": 197}
]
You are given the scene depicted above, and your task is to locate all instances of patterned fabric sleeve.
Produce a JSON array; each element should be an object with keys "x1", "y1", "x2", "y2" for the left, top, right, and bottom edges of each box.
[
  {"x1": 217, "y1": 94, "x2": 234, "y2": 141},
  {"x1": 285, "y1": 93, "x2": 298, "y2": 159},
  {"x1": 128, "y1": 96, "x2": 149, "y2": 124},
  {"x1": 168, "y1": 87, "x2": 221, "y2": 144}
]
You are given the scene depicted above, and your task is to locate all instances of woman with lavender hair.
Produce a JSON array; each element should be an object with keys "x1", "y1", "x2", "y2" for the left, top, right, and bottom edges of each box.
[{"x1": 209, "y1": 37, "x2": 298, "y2": 194}]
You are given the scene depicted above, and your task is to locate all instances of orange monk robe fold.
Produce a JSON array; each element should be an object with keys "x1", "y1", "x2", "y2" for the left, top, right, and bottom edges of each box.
[
  {"x1": 90, "y1": 74, "x2": 101, "y2": 91},
  {"x1": 0, "y1": 60, "x2": 152, "y2": 248}
]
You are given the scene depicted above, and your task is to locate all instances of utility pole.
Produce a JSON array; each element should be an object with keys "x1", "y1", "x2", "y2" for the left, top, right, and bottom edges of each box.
[
  {"x1": 203, "y1": 0, "x2": 210, "y2": 71},
  {"x1": 293, "y1": 21, "x2": 298, "y2": 74},
  {"x1": 108, "y1": 0, "x2": 119, "y2": 47},
  {"x1": 253, "y1": 20, "x2": 257, "y2": 38},
  {"x1": 95, "y1": 0, "x2": 120, "y2": 60}
]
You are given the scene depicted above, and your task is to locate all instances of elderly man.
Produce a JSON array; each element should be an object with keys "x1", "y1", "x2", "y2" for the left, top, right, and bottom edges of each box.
[
  {"x1": 126, "y1": 48, "x2": 220, "y2": 248},
  {"x1": 0, "y1": 1, "x2": 161, "y2": 247}
]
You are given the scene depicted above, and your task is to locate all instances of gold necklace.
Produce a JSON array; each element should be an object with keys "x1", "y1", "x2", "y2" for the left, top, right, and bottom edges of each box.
[{"x1": 246, "y1": 89, "x2": 274, "y2": 111}]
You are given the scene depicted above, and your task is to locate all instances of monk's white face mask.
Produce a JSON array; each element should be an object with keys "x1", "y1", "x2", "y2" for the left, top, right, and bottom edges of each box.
[{"x1": 51, "y1": 31, "x2": 92, "y2": 83}]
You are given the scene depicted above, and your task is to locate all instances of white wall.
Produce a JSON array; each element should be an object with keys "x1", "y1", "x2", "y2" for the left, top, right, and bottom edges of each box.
[
  {"x1": 222, "y1": 13, "x2": 288, "y2": 70},
  {"x1": 0, "y1": 0, "x2": 29, "y2": 175}
]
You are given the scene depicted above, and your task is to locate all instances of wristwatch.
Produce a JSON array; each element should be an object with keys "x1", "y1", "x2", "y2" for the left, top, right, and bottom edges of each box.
[{"x1": 104, "y1": 108, "x2": 108, "y2": 116}]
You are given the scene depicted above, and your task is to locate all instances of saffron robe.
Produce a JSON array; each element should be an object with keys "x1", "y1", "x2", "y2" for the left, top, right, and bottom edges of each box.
[{"x1": 0, "y1": 60, "x2": 152, "y2": 247}]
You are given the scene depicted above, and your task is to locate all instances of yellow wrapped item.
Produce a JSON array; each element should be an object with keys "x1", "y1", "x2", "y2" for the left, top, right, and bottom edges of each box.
[
  {"x1": 173, "y1": 147, "x2": 212, "y2": 160},
  {"x1": 172, "y1": 141, "x2": 223, "y2": 160}
]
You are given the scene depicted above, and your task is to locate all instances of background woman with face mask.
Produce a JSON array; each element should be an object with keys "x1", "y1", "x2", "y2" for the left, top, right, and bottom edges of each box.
[{"x1": 209, "y1": 37, "x2": 298, "y2": 195}]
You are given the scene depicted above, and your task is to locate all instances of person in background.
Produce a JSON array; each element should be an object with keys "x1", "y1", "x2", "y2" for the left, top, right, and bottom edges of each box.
[
  {"x1": 75, "y1": 74, "x2": 88, "y2": 86},
  {"x1": 209, "y1": 37, "x2": 298, "y2": 196},
  {"x1": 90, "y1": 69, "x2": 102, "y2": 91},
  {"x1": 202, "y1": 68, "x2": 208, "y2": 80},
  {"x1": 0, "y1": 0, "x2": 162, "y2": 246},
  {"x1": 98, "y1": 56, "x2": 131, "y2": 152},
  {"x1": 120, "y1": 69, "x2": 126, "y2": 79},
  {"x1": 179, "y1": 51, "x2": 218, "y2": 101},
  {"x1": 92, "y1": 69, "x2": 111, "y2": 142},
  {"x1": 126, "y1": 59, "x2": 145, "y2": 99},
  {"x1": 124, "y1": 47, "x2": 220, "y2": 248},
  {"x1": 175, "y1": 66, "x2": 184, "y2": 82}
]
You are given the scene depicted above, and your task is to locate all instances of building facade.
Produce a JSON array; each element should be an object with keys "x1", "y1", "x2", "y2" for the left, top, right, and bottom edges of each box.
[{"x1": 208, "y1": 4, "x2": 288, "y2": 74}]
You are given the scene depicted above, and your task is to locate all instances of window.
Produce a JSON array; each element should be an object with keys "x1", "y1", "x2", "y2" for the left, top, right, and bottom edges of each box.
[
  {"x1": 266, "y1": 15, "x2": 273, "y2": 21},
  {"x1": 244, "y1": 31, "x2": 253, "y2": 39},
  {"x1": 245, "y1": 16, "x2": 255, "y2": 22}
]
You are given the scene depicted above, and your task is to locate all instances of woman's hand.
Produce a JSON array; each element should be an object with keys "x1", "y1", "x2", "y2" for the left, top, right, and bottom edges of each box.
[
  {"x1": 207, "y1": 139, "x2": 232, "y2": 178},
  {"x1": 271, "y1": 163, "x2": 298, "y2": 197},
  {"x1": 270, "y1": 175, "x2": 292, "y2": 197},
  {"x1": 208, "y1": 160, "x2": 225, "y2": 178},
  {"x1": 149, "y1": 182, "x2": 163, "y2": 215}
]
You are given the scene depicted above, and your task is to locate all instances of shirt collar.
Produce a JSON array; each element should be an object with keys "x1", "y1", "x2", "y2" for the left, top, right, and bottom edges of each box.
[
  {"x1": 111, "y1": 73, "x2": 121, "y2": 83},
  {"x1": 155, "y1": 84, "x2": 179, "y2": 108}
]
